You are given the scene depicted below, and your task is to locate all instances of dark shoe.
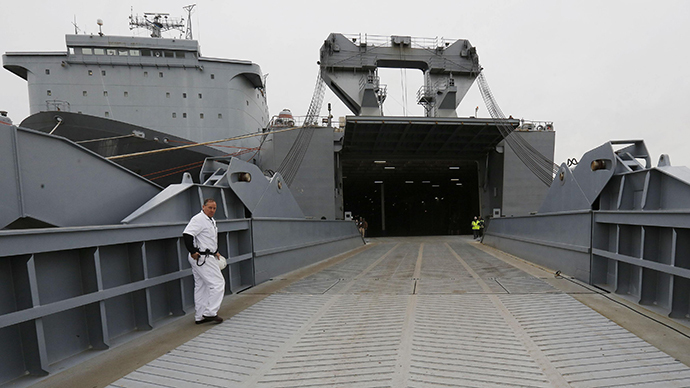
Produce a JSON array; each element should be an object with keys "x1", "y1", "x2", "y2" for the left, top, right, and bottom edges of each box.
[{"x1": 195, "y1": 315, "x2": 223, "y2": 324}]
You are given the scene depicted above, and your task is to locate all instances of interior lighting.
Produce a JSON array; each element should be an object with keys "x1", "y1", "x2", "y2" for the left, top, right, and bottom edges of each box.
[
  {"x1": 456, "y1": 183, "x2": 463, "y2": 186},
  {"x1": 432, "y1": 185, "x2": 440, "y2": 188},
  {"x1": 422, "y1": 181, "x2": 431, "y2": 183},
  {"x1": 374, "y1": 180, "x2": 383, "y2": 184},
  {"x1": 449, "y1": 166, "x2": 460, "y2": 170},
  {"x1": 451, "y1": 178, "x2": 459, "y2": 181},
  {"x1": 374, "y1": 160, "x2": 387, "y2": 164},
  {"x1": 405, "y1": 181, "x2": 414, "y2": 183},
  {"x1": 384, "y1": 166, "x2": 395, "y2": 170}
]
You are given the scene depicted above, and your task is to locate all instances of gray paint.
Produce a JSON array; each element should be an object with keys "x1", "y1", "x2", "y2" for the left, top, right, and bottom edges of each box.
[
  {"x1": 319, "y1": 34, "x2": 480, "y2": 117},
  {"x1": 480, "y1": 130, "x2": 555, "y2": 218},
  {"x1": 1, "y1": 125, "x2": 161, "y2": 229},
  {"x1": 0, "y1": 140, "x2": 361, "y2": 385},
  {"x1": 252, "y1": 218, "x2": 362, "y2": 283},
  {"x1": 3, "y1": 33, "x2": 269, "y2": 152},
  {"x1": 259, "y1": 126, "x2": 338, "y2": 219},
  {"x1": 483, "y1": 211, "x2": 592, "y2": 281},
  {"x1": 485, "y1": 140, "x2": 690, "y2": 327},
  {"x1": 0, "y1": 216, "x2": 361, "y2": 386},
  {"x1": 502, "y1": 131, "x2": 555, "y2": 216}
]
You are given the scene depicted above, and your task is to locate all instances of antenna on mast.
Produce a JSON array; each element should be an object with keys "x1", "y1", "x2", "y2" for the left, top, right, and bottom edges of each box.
[
  {"x1": 183, "y1": 4, "x2": 196, "y2": 40},
  {"x1": 72, "y1": 15, "x2": 81, "y2": 34},
  {"x1": 129, "y1": 8, "x2": 185, "y2": 38}
]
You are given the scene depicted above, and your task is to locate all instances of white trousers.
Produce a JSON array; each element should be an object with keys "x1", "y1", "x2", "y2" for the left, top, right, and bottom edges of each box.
[{"x1": 188, "y1": 254, "x2": 225, "y2": 321}]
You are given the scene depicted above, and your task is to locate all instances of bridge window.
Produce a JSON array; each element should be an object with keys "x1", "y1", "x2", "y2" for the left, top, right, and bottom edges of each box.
[
  {"x1": 88, "y1": 70, "x2": 93, "y2": 76},
  {"x1": 82, "y1": 48, "x2": 92, "y2": 55},
  {"x1": 107, "y1": 49, "x2": 116, "y2": 56},
  {"x1": 69, "y1": 47, "x2": 75, "y2": 55},
  {"x1": 45, "y1": 69, "x2": 50, "y2": 75},
  {"x1": 200, "y1": 113, "x2": 204, "y2": 119},
  {"x1": 94, "y1": 48, "x2": 105, "y2": 55},
  {"x1": 183, "y1": 93, "x2": 187, "y2": 98},
  {"x1": 211, "y1": 74, "x2": 215, "y2": 79},
  {"x1": 141, "y1": 49, "x2": 151, "y2": 57},
  {"x1": 118, "y1": 49, "x2": 128, "y2": 56},
  {"x1": 124, "y1": 91, "x2": 128, "y2": 97},
  {"x1": 218, "y1": 113, "x2": 222, "y2": 119},
  {"x1": 144, "y1": 71, "x2": 148, "y2": 77},
  {"x1": 172, "y1": 112, "x2": 177, "y2": 118},
  {"x1": 130, "y1": 50, "x2": 140, "y2": 56},
  {"x1": 198, "y1": 93, "x2": 202, "y2": 99},
  {"x1": 101, "y1": 70, "x2": 106, "y2": 76},
  {"x1": 183, "y1": 113, "x2": 187, "y2": 118},
  {"x1": 47, "y1": 90, "x2": 51, "y2": 96},
  {"x1": 164, "y1": 51, "x2": 174, "y2": 58},
  {"x1": 166, "y1": 92, "x2": 170, "y2": 98},
  {"x1": 83, "y1": 91, "x2": 87, "y2": 96},
  {"x1": 159, "y1": 72, "x2": 163, "y2": 78},
  {"x1": 176, "y1": 51, "x2": 186, "y2": 58}
]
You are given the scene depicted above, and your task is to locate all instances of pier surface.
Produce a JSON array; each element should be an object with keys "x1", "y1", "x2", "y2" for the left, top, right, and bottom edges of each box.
[{"x1": 35, "y1": 236, "x2": 690, "y2": 387}]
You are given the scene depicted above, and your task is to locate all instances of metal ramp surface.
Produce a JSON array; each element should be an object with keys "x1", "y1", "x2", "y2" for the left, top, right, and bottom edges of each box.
[{"x1": 108, "y1": 237, "x2": 690, "y2": 388}]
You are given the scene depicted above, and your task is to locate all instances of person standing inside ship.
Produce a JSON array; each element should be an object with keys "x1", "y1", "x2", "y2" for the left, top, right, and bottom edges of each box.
[
  {"x1": 360, "y1": 217, "x2": 368, "y2": 238},
  {"x1": 478, "y1": 216, "x2": 485, "y2": 238},
  {"x1": 472, "y1": 216, "x2": 480, "y2": 239},
  {"x1": 183, "y1": 198, "x2": 225, "y2": 324}
]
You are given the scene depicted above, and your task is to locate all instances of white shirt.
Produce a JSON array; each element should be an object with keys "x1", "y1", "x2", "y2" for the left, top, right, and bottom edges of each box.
[{"x1": 183, "y1": 211, "x2": 218, "y2": 254}]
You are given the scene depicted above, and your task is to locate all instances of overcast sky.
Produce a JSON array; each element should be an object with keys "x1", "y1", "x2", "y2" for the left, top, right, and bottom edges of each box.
[{"x1": 2, "y1": 0, "x2": 689, "y2": 168}]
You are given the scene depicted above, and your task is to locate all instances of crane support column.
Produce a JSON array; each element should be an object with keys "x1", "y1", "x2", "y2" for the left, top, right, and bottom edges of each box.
[{"x1": 319, "y1": 33, "x2": 480, "y2": 117}]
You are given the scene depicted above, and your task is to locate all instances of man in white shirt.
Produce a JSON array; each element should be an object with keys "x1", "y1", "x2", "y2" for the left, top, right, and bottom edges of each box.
[{"x1": 183, "y1": 198, "x2": 225, "y2": 324}]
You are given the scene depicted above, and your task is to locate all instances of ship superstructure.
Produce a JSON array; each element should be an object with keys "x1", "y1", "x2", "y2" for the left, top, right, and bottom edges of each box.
[{"x1": 2, "y1": 11, "x2": 269, "y2": 161}]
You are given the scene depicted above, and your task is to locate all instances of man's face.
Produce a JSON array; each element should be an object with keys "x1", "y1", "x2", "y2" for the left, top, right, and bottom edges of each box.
[{"x1": 203, "y1": 201, "x2": 217, "y2": 218}]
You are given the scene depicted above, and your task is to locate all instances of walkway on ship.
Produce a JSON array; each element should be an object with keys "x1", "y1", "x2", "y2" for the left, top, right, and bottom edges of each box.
[{"x1": 41, "y1": 236, "x2": 690, "y2": 387}]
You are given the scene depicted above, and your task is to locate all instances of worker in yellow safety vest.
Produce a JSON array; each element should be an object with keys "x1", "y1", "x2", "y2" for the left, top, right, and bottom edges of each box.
[{"x1": 472, "y1": 216, "x2": 480, "y2": 239}]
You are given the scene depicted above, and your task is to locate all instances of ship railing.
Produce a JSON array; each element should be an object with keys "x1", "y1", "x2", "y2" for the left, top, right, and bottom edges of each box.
[
  {"x1": 343, "y1": 33, "x2": 457, "y2": 49},
  {"x1": 517, "y1": 120, "x2": 554, "y2": 131},
  {"x1": 268, "y1": 115, "x2": 342, "y2": 129}
]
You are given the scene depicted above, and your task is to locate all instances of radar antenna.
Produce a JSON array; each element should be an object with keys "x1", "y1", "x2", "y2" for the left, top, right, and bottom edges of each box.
[
  {"x1": 183, "y1": 4, "x2": 196, "y2": 40},
  {"x1": 129, "y1": 9, "x2": 185, "y2": 38}
]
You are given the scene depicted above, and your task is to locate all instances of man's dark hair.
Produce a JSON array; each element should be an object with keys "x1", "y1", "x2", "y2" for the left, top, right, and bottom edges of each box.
[{"x1": 203, "y1": 198, "x2": 216, "y2": 206}]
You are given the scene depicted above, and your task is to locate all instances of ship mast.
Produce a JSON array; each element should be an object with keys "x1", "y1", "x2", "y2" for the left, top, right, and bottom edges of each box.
[{"x1": 183, "y1": 4, "x2": 196, "y2": 40}]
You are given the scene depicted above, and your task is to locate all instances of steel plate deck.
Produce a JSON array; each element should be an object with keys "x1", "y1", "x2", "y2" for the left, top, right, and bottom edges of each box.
[{"x1": 109, "y1": 237, "x2": 690, "y2": 388}]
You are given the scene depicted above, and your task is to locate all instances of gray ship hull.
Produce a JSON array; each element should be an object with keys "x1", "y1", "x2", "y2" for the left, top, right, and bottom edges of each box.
[{"x1": 21, "y1": 111, "x2": 228, "y2": 186}]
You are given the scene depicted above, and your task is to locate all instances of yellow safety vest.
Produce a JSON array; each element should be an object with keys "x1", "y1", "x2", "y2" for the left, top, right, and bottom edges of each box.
[{"x1": 472, "y1": 221, "x2": 480, "y2": 230}]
